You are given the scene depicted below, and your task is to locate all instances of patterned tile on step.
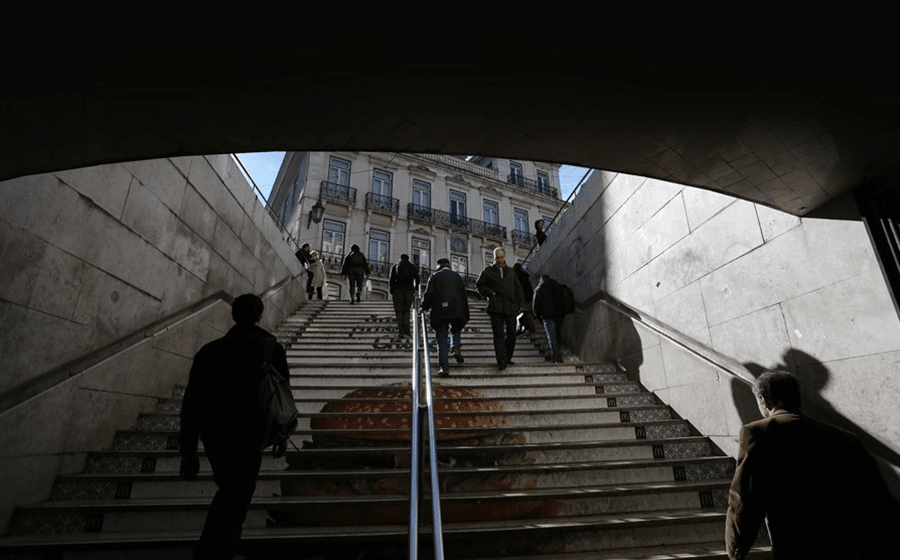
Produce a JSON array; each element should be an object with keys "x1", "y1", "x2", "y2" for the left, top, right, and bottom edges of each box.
[
  {"x1": 583, "y1": 364, "x2": 619, "y2": 374},
  {"x1": 51, "y1": 482, "x2": 117, "y2": 501},
  {"x1": 135, "y1": 414, "x2": 180, "y2": 431},
  {"x1": 630, "y1": 408, "x2": 671, "y2": 422},
  {"x1": 173, "y1": 386, "x2": 186, "y2": 398},
  {"x1": 114, "y1": 433, "x2": 172, "y2": 451},
  {"x1": 10, "y1": 512, "x2": 88, "y2": 535},
  {"x1": 663, "y1": 440, "x2": 713, "y2": 458},
  {"x1": 589, "y1": 373, "x2": 628, "y2": 384},
  {"x1": 685, "y1": 460, "x2": 736, "y2": 481},
  {"x1": 614, "y1": 395, "x2": 657, "y2": 407},
  {"x1": 85, "y1": 455, "x2": 144, "y2": 474},
  {"x1": 646, "y1": 422, "x2": 693, "y2": 439},
  {"x1": 602, "y1": 382, "x2": 642, "y2": 395},
  {"x1": 712, "y1": 488, "x2": 730, "y2": 508},
  {"x1": 156, "y1": 399, "x2": 182, "y2": 414}
]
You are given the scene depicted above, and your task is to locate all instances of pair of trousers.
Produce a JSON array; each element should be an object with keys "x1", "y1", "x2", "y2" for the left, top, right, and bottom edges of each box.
[
  {"x1": 195, "y1": 441, "x2": 263, "y2": 560},
  {"x1": 347, "y1": 269, "x2": 365, "y2": 300},
  {"x1": 433, "y1": 319, "x2": 464, "y2": 368},
  {"x1": 307, "y1": 286, "x2": 322, "y2": 300},
  {"x1": 542, "y1": 317, "x2": 563, "y2": 360},
  {"x1": 393, "y1": 290, "x2": 415, "y2": 335},
  {"x1": 488, "y1": 312, "x2": 517, "y2": 366}
]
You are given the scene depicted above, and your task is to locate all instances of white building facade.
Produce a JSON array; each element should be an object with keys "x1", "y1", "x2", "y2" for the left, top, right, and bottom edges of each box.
[{"x1": 268, "y1": 152, "x2": 565, "y2": 300}]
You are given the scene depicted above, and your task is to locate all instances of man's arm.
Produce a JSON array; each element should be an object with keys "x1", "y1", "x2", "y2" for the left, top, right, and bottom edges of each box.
[
  {"x1": 725, "y1": 425, "x2": 767, "y2": 560},
  {"x1": 475, "y1": 268, "x2": 495, "y2": 299}
]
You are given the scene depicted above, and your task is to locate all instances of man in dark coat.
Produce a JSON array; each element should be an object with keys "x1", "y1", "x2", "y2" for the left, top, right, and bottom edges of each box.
[
  {"x1": 532, "y1": 275, "x2": 567, "y2": 363},
  {"x1": 476, "y1": 247, "x2": 524, "y2": 370},
  {"x1": 725, "y1": 370, "x2": 900, "y2": 560},
  {"x1": 422, "y1": 258, "x2": 469, "y2": 376},
  {"x1": 340, "y1": 244, "x2": 370, "y2": 304},
  {"x1": 295, "y1": 243, "x2": 313, "y2": 297},
  {"x1": 389, "y1": 253, "x2": 420, "y2": 336},
  {"x1": 179, "y1": 294, "x2": 290, "y2": 560}
]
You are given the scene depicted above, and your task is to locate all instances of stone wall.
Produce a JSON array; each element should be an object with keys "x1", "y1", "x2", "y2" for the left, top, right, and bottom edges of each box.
[
  {"x1": 0, "y1": 155, "x2": 305, "y2": 532},
  {"x1": 529, "y1": 169, "x2": 900, "y2": 490}
]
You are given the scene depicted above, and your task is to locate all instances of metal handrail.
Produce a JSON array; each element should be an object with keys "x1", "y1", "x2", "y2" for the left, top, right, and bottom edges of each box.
[
  {"x1": 232, "y1": 154, "x2": 301, "y2": 253},
  {"x1": 521, "y1": 167, "x2": 592, "y2": 267},
  {"x1": 408, "y1": 291, "x2": 445, "y2": 559}
]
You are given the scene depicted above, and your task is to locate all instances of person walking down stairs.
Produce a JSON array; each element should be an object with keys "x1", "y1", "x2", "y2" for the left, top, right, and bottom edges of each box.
[
  {"x1": 307, "y1": 251, "x2": 326, "y2": 300},
  {"x1": 532, "y1": 274, "x2": 570, "y2": 363},
  {"x1": 476, "y1": 247, "x2": 524, "y2": 371},
  {"x1": 179, "y1": 294, "x2": 291, "y2": 560}
]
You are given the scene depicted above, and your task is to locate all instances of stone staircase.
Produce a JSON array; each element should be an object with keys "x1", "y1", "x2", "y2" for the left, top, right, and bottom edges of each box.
[{"x1": 1, "y1": 298, "x2": 771, "y2": 559}]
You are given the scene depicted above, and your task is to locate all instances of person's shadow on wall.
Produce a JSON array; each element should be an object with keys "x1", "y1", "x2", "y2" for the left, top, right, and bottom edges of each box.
[{"x1": 743, "y1": 350, "x2": 900, "y2": 499}]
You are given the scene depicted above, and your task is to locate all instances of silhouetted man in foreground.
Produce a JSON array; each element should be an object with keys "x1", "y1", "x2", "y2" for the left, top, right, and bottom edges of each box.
[
  {"x1": 180, "y1": 294, "x2": 290, "y2": 560},
  {"x1": 726, "y1": 370, "x2": 899, "y2": 559}
]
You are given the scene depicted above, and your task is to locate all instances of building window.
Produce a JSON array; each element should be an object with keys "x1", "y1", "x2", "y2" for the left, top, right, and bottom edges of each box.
[
  {"x1": 328, "y1": 157, "x2": 350, "y2": 186},
  {"x1": 372, "y1": 169, "x2": 392, "y2": 197},
  {"x1": 412, "y1": 237, "x2": 430, "y2": 269},
  {"x1": 510, "y1": 161, "x2": 524, "y2": 186},
  {"x1": 369, "y1": 229, "x2": 390, "y2": 264},
  {"x1": 450, "y1": 190, "x2": 467, "y2": 225},
  {"x1": 322, "y1": 220, "x2": 345, "y2": 256},
  {"x1": 452, "y1": 255, "x2": 468, "y2": 275},
  {"x1": 536, "y1": 170, "x2": 550, "y2": 194},
  {"x1": 413, "y1": 179, "x2": 431, "y2": 208},
  {"x1": 483, "y1": 199, "x2": 499, "y2": 225},
  {"x1": 514, "y1": 208, "x2": 529, "y2": 232}
]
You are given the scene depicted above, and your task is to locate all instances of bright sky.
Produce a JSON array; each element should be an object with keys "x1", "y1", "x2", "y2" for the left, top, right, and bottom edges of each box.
[{"x1": 235, "y1": 152, "x2": 590, "y2": 203}]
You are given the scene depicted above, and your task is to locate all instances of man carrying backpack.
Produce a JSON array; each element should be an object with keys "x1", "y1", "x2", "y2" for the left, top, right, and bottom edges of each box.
[
  {"x1": 533, "y1": 275, "x2": 574, "y2": 363},
  {"x1": 389, "y1": 253, "x2": 420, "y2": 336},
  {"x1": 180, "y1": 293, "x2": 291, "y2": 560}
]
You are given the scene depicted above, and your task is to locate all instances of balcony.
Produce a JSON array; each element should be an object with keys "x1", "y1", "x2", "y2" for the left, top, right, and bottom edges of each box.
[
  {"x1": 365, "y1": 192, "x2": 400, "y2": 215},
  {"x1": 507, "y1": 174, "x2": 559, "y2": 199},
  {"x1": 511, "y1": 229, "x2": 537, "y2": 246},
  {"x1": 319, "y1": 252, "x2": 393, "y2": 279},
  {"x1": 407, "y1": 203, "x2": 507, "y2": 241},
  {"x1": 320, "y1": 181, "x2": 357, "y2": 206}
]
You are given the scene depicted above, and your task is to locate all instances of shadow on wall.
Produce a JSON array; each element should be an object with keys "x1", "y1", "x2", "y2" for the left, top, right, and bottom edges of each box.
[
  {"x1": 744, "y1": 351, "x2": 900, "y2": 499},
  {"x1": 614, "y1": 315, "x2": 643, "y2": 382}
]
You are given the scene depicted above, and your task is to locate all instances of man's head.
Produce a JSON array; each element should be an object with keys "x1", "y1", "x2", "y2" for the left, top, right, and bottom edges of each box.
[
  {"x1": 493, "y1": 248, "x2": 507, "y2": 267},
  {"x1": 302, "y1": 243, "x2": 310, "y2": 250},
  {"x1": 436, "y1": 258, "x2": 450, "y2": 270},
  {"x1": 351, "y1": 244, "x2": 360, "y2": 253},
  {"x1": 535, "y1": 219, "x2": 544, "y2": 231},
  {"x1": 232, "y1": 293, "x2": 264, "y2": 326},
  {"x1": 400, "y1": 254, "x2": 410, "y2": 262},
  {"x1": 753, "y1": 370, "x2": 802, "y2": 416}
]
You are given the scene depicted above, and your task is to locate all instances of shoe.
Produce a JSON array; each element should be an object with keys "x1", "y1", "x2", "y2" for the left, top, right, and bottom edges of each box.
[
  {"x1": 497, "y1": 362, "x2": 507, "y2": 371},
  {"x1": 349, "y1": 300, "x2": 355, "y2": 304},
  {"x1": 505, "y1": 360, "x2": 515, "y2": 366},
  {"x1": 453, "y1": 348, "x2": 464, "y2": 364},
  {"x1": 553, "y1": 356, "x2": 564, "y2": 363},
  {"x1": 438, "y1": 367, "x2": 449, "y2": 377}
]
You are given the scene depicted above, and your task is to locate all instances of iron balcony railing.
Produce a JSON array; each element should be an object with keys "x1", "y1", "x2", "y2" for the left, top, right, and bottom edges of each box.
[
  {"x1": 507, "y1": 173, "x2": 559, "y2": 199},
  {"x1": 320, "y1": 180, "x2": 357, "y2": 205},
  {"x1": 318, "y1": 251, "x2": 393, "y2": 279},
  {"x1": 407, "y1": 203, "x2": 507, "y2": 241},
  {"x1": 319, "y1": 253, "x2": 481, "y2": 289},
  {"x1": 366, "y1": 192, "x2": 400, "y2": 215},
  {"x1": 511, "y1": 229, "x2": 537, "y2": 245}
]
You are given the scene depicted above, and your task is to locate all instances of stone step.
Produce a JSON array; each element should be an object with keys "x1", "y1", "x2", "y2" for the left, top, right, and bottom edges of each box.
[
  {"x1": 1, "y1": 509, "x2": 743, "y2": 557},
  {"x1": 133, "y1": 405, "x2": 673, "y2": 433},
  {"x1": 110, "y1": 418, "x2": 696, "y2": 451},
  {"x1": 157, "y1": 391, "x2": 656, "y2": 415},
  {"x1": 84, "y1": 436, "x2": 716, "y2": 474},
  {"x1": 43, "y1": 456, "x2": 733, "y2": 508},
  {"x1": 10, "y1": 479, "x2": 732, "y2": 535}
]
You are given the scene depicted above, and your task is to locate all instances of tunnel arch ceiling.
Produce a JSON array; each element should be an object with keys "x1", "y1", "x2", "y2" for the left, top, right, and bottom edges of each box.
[{"x1": 2, "y1": 37, "x2": 897, "y2": 217}]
